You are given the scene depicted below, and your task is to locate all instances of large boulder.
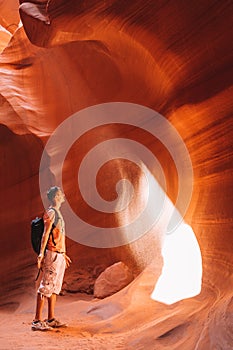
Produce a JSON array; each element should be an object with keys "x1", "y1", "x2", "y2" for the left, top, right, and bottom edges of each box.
[{"x1": 94, "y1": 262, "x2": 134, "y2": 299}]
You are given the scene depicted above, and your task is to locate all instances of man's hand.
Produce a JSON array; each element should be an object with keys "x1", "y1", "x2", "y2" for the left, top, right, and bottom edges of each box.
[
  {"x1": 37, "y1": 253, "x2": 44, "y2": 269},
  {"x1": 64, "y1": 254, "x2": 72, "y2": 268}
]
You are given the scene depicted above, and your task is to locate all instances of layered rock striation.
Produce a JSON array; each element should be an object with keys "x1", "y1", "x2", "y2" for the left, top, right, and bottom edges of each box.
[{"x1": 0, "y1": 1, "x2": 232, "y2": 349}]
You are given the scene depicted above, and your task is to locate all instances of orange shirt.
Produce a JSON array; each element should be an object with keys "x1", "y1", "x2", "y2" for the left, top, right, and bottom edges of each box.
[{"x1": 43, "y1": 208, "x2": 66, "y2": 253}]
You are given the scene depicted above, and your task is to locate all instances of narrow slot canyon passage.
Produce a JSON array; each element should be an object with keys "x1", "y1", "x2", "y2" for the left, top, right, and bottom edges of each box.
[{"x1": 0, "y1": 1, "x2": 232, "y2": 349}]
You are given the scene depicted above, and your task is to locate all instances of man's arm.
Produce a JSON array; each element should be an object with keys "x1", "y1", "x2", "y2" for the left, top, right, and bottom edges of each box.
[
  {"x1": 64, "y1": 253, "x2": 72, "y2": 267},
  {"x1": 37, "y1": 210, "x2": 55, "y2": 269}
]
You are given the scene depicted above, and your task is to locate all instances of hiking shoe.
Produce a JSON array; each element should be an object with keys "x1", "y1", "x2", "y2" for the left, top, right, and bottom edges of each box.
[
  {"x1": 31, "y1": 320, "x2": 53, "y2": 331},
  {"x1": 46, "y1": 318, "x2": 67, "y2": 328}
]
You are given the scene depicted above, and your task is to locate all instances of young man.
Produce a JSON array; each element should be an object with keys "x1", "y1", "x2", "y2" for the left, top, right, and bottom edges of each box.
[{"x1": 32, "y1": 186, "x2": 71, "y2": 331}]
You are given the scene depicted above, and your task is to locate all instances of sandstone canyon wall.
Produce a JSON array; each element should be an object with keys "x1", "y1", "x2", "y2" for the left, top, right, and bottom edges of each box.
[{"x1": 0, "y1": 1, "x2": 233, "y2": 349}]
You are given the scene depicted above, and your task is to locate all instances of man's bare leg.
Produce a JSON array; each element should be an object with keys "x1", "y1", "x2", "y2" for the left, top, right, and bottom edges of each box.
[
  {"x1": 34, "y1": 293, "x2": 45, "y2": 321},
  {"x1": 48, "y1": 293, "x2": 56, "y2": 320}
]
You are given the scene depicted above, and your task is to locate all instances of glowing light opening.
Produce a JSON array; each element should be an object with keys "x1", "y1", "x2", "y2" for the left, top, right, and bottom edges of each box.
[{"x1": 151, "y1": 222, "x2": 202, "y2": 305}]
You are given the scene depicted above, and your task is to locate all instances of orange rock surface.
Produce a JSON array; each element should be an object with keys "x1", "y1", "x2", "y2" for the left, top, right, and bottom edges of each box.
[{"x1": 0, "y1": 1, "x2": 232, "y2": 349}]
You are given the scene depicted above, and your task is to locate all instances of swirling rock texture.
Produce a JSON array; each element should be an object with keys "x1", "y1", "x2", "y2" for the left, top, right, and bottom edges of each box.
[{"x1": 0, "y1": 0, "x2": 233, "y2": 349}]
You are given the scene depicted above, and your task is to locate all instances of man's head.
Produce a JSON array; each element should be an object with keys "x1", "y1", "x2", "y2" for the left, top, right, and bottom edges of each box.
[{"x1": 47, "y1": 186, "x2": 65, "y2": 205}]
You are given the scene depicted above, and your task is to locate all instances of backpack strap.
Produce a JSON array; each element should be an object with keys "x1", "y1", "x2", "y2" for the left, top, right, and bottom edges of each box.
[
  {"x1": 50, "y1": 207, "x2": 59, "y2": 226},
  {"x1": 48, "y1": 207, "x2": 59, "y2": 247}
]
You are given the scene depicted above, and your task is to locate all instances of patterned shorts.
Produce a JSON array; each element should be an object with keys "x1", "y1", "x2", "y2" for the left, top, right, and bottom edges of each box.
[{"x1": 38, "y1": 250, "x2": 66, "y2": 297}]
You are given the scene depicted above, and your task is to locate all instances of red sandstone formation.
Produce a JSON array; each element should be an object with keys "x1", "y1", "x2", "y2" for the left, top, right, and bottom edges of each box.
[
  {"x1": 93, "y1": 262, "x2": 134, "y2": 299},
  {"x1": 0, "y1": 1, "x2": 232, "y2": 349}
]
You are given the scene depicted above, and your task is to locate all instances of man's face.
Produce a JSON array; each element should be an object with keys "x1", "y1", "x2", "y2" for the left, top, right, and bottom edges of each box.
[{"x1": 55, "y1": 189, "x2": 65, "y2": 204}]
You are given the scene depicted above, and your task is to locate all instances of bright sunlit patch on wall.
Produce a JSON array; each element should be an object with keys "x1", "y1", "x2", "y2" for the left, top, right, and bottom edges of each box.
[{"x1": 151, "y1": 221, "x2": 202, "y2": 305}]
